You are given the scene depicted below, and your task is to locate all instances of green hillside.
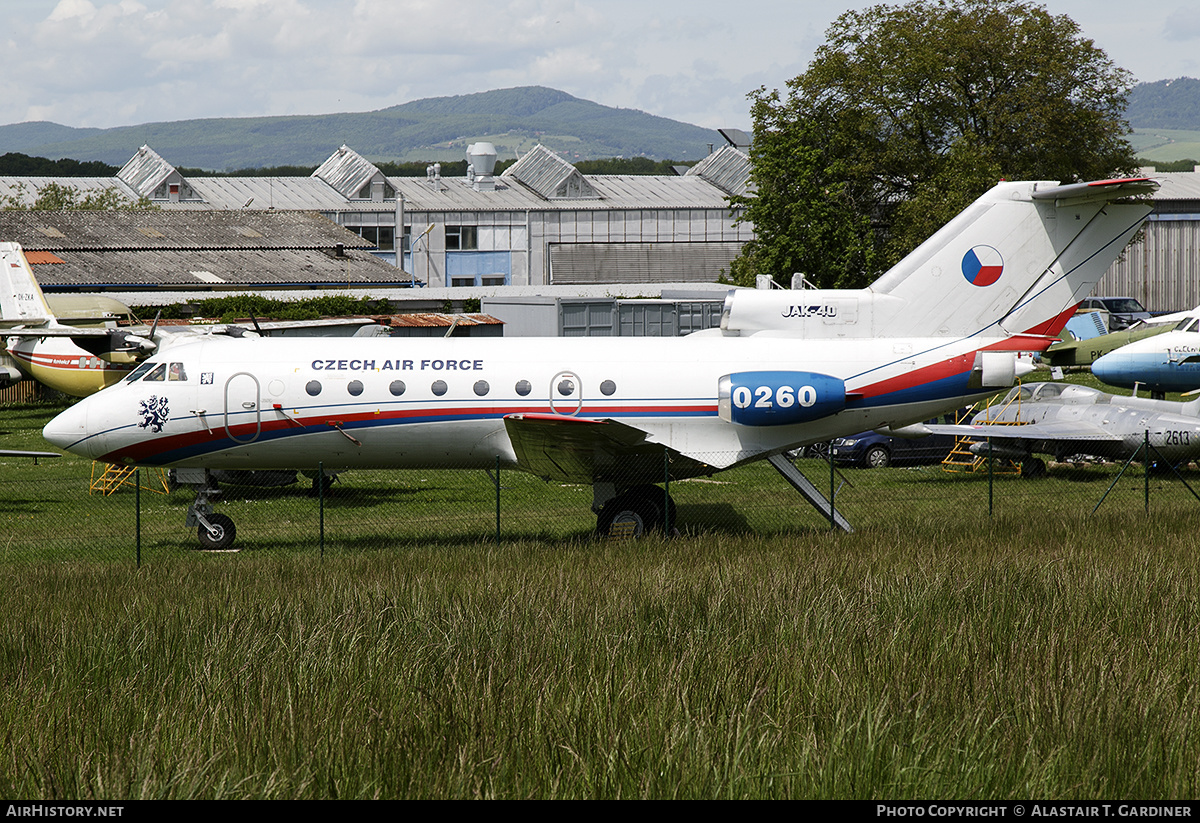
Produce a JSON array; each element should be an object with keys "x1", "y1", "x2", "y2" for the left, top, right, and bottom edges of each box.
[{"x1": 0, "y1": 86, "x2": 724, "y2": 170}]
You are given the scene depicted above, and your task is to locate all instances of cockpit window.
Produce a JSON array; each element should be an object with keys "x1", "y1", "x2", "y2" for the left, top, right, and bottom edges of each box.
[
  {"x1": 125, "y1": 362, "x2": 158, "y2": 382},
  {"x1": 168, "y1": 363, "x2": 187, "y2": 381},
  {"x1": 143, "y1": 363, "x2": 168, "y2": 382}
]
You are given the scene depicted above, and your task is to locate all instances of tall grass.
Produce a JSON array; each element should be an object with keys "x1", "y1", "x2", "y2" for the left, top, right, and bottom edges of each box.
[{"x1": 2, "y1": 512, "x2": 1198, "y2": 798}]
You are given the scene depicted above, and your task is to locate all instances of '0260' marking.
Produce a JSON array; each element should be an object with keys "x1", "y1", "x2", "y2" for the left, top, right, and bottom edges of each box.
[{"x1": 731, "y1": 384, "x2": 818, "y2": 410}]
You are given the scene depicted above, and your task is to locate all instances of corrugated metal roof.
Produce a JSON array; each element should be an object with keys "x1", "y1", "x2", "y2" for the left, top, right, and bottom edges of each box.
[
  {"x1": 0, "y1": 176, "x2": 140, "y2": 206},
  {"x1": 182, "y1": 177, "x2": 353, "y2": 211},
  {"x1": 502, "y1": 144, "x2": 598, "y2": 200},
  {"x1": 26, "y1": 248, "x2": 411, "y2": 289},
  {"x1": 312, "y1": 145, "x2": 384, "y2": 199},
  {"x1": 0, "y1": 210, "x2": 410, "y2": 289},
  {"x1": 686, "y1": 146, "x2": 752, "y2": 197},
  {"x1": 1150, "y1": 171, "x2": 1200, "y2": 201},
  {"x1": 377, "y1": 313, "x2": 504, "y2": 328},
  {"x1": 0, "y1": 210, "x2": 376, "y2": 250},
  {"x1": 0, "y1": 142, "x2": 749, "y2": 215},
  {"x1": 116, "y1": 145, "x2": 179, "y2": 198}
]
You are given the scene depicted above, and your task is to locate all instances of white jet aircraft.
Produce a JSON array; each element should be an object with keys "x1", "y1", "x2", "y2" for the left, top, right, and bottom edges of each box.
[{"x1": 42, "y1": 178, "x2": 1158, "y2": 548}]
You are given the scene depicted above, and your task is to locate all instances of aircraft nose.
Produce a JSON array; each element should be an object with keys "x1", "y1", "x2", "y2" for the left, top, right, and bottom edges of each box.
[
  {"x1": 1090, "y1": 351, "x2": 1128, "y2": 386},
  {"x1": 43, "y1": 399, "x2": 95, "y2": 457}
]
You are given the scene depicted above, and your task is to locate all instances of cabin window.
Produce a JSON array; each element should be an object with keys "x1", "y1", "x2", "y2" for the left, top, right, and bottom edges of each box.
[
  {"x1": 473, "y1": 380, "x2": 489, "y2": 396},
  {"x1": 306, "y1": 380, "x2": 322, "y2": 396},
  {"x1": 431, "y1": 380, "x2": 448, "y2": 396},
  {"x1": 515, "y1": 380, "x2": 531, "y2": 396},
  {"x1": 557, "y1": 378, "x2": 576, "y2": 396},
  {"x1": 125, "y1": 362, "x2": 158, "y2": 382},
  {"x1": 600, "y1": 380, "x2": 616, "y2": 396},
  {"x1": 348, "y1": 380, "x2": 364, "y2": 396},
  {"x1": 389, "y1": 380, "x2": 406, "y2": 396}
]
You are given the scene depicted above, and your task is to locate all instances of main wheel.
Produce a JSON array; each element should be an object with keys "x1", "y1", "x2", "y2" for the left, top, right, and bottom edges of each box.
[
  {"x1": 597, "y1": 486, "x2": 672, "y2": 537},
  {"x1": 198, "y1": 513, "x2": 237, "y2": 550},
  {"x1": 864, "y1": 445, "x2": 891, "y2": 469}
]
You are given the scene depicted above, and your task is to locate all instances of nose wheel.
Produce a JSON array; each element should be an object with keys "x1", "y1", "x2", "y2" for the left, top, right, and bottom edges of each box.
[
  {"x1": 197, "y1": 512, "x2": 237, "y2": 551},
  {"x1": 173, "y1": 469, "x2": 239, "y2": 551}
]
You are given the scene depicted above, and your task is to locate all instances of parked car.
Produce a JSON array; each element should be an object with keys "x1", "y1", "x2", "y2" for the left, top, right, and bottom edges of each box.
[
  {"x1": 1077, "y1": 296, "x2": 1152, "y2": 331},
  {"x1": 828, "y1": 412, "x2": 966, "y2": 468}
]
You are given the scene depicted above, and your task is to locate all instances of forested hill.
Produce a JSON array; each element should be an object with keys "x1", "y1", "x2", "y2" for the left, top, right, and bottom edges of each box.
[
  {"x1": 1127, "y1": 78, "x2": 1200, "y2": 130},
  {"x1": 0, "y1": 86, "x2": 724, "y2": 170}
]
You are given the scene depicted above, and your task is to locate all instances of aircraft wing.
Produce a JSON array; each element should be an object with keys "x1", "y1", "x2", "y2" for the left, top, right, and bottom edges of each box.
[
  {"x1": 1, "y1": 325, "x2": 114, "y2": 337},
  {"x1": 0, "y1": 449, "x2": 60, "y2": 459},
  {"x1": 926, "y1": 421, "x2": 1124, "y2": 442},
  {"x1": 504, "y1": 413, "x2": 712, "y2": 485}
]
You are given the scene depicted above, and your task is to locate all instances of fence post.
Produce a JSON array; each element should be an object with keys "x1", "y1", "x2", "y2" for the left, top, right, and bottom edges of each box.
[
  {"x1": 987, "y1": 438, "x2": 993, "y2": 518},
  {"x1": 318, "y1": 461, "x2": 325, "y2": 559},
  {"x1": 1145, "y1": 429, "x2": 1151, "y2": 514},
  {"x1": 829, "y1": 441, "x2": 836, "y2": 532},
  {"x1": 663, "y1": 447, "x2": 671, "y2": 535},
  {"x1": 135, "y1": 468, "x2": 141, "y2": 568}
]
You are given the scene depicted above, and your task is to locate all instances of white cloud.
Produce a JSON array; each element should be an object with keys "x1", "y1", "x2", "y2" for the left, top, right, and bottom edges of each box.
[{"x1": 2, "y1": 0, "x2": 1199, "y2": 134}]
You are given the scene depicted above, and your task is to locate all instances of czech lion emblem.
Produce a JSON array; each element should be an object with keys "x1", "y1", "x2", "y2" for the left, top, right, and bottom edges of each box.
[{"x1": 138, "y1": 395, "x2": 169, "y2": 433}]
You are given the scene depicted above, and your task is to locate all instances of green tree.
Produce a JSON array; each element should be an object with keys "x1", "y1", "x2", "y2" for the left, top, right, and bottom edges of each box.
[{"x1": 731, "y1": 0, "x2": 1139, "y2": 288}]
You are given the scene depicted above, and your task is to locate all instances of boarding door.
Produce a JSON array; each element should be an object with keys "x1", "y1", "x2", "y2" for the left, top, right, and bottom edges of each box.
[
  {"x1": 549, "y1": 370, "x2": 583, "y2": 416},
  {"x1": 224, "y1": 372, "x2": 262, "y2": 443}
]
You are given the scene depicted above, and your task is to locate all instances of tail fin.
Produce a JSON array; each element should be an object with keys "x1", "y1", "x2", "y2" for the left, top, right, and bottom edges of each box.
[
  {"x1": 0, "y1": 242, "x2": 56, "y2": 328},
  {"x1": 869, "y1": 178, "x2": 1156, "y2": 340},
  {"x1": 718, "y1": 178, "x2": 1156, "y2": 343}
]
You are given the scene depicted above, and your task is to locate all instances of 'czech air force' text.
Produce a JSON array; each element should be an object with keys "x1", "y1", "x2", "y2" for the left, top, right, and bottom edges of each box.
[{"x1": 311, "y1": 359, "x2": 484, "y2": 372}]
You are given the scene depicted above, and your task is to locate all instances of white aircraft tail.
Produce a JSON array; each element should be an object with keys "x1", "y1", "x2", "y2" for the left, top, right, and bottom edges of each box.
[
  {"x1": 721, "y1": 178, "x2": 1156, "y2": 344},
  {"x1": 0, "y1": 242, "x2": 56, "y2": 328},
  {"x1": 868, "y1": 178, "x2": 1156, "y2": 340}
]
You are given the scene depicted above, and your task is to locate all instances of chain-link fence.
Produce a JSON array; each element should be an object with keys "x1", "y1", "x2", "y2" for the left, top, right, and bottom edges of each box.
[{"x1": 5, "y1": 414, "x2": 1200, "y2": 563}]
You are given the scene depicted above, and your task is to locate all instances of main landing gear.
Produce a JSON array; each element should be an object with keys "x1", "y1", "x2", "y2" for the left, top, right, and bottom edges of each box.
[{"x1": 595, "y1": 483, "x2": 677, "y2": 537}]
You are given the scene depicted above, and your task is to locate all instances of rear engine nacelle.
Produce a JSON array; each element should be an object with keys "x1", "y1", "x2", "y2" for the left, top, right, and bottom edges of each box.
[{"x1": 718, "y1": 370, "x2": 846, "y2": 426}]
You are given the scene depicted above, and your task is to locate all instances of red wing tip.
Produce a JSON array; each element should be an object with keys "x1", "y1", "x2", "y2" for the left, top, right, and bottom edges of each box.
[{"x1": 505, "y1": 413, "x2": 600, "y2": 424}]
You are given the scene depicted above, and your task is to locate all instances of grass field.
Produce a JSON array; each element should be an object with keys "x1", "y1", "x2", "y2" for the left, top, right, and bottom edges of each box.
[{"x1": 3, "y1": 398, "x2": 1200, "y2": 798}]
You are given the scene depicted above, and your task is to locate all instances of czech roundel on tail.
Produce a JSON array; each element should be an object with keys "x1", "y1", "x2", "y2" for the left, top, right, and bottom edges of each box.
[{"x1": 40, "y1": 177, "x2": 1159, "y2": 547}]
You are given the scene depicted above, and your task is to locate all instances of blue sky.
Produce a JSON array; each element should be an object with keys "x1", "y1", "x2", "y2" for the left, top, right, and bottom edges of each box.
[{"x1": 2, "y1": 0, "x2": 1198, "y2": 131}]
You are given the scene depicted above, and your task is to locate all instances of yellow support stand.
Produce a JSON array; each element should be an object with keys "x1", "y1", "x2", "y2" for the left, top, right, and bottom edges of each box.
[
  {"x1": 89, "y1": 463, "x2": 170, "y2": 495},
  {"x1": 940, "y1": 400, "x2": 1023, "y2": 474}
]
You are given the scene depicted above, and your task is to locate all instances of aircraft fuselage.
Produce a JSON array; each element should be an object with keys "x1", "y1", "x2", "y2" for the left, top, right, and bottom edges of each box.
[{"x1": 44, "y1": 332, "x2": 1020, "y2": 474}]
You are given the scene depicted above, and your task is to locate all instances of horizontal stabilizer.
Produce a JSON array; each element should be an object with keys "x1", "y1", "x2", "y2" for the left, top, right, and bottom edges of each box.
[{"x1": 1030, "y1": 177, "x2": 1158, "y2": 206}]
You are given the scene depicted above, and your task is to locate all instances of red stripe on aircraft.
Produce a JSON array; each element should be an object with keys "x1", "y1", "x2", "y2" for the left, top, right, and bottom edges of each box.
[
  {"x1": 97, "y1": 401, "x2": 720, "y2": 464},
  {"x1": 853, "y1": 353, "x2": 975, "y2": 399}
]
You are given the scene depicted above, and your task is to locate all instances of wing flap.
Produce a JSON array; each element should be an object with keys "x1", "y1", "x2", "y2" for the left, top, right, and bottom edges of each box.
[{"x1": 504, "y1": 413, "x2": 712, "y2": 485}]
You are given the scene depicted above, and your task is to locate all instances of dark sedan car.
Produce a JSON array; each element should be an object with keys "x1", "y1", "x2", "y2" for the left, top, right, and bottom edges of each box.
[{"x1": 828, "y1": 413, "x2": 965, "y2": 468}]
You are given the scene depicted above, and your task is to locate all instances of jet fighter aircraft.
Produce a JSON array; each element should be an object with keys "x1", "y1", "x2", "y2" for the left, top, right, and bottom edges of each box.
[{"x1": 925, "y1": 381, "x2": 1200, "y2": 476}]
